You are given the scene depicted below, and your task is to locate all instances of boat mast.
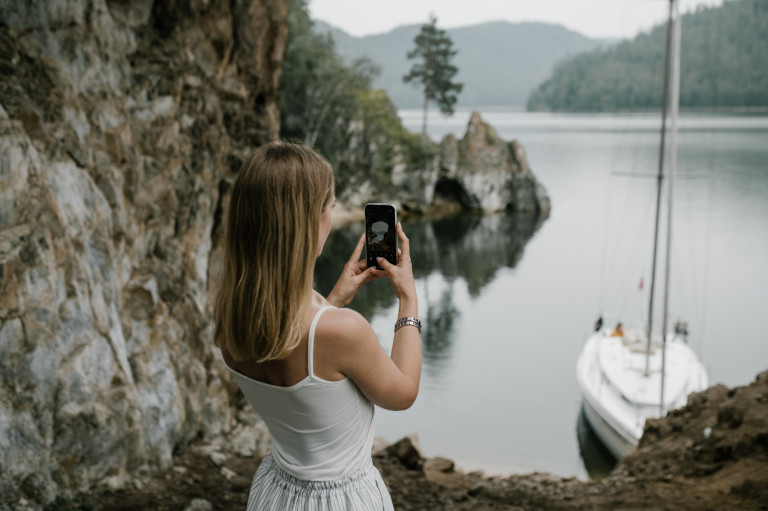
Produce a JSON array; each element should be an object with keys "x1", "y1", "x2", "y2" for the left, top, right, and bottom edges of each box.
[
  {"x1": 644, "y1": 0, "x2": 676, "y2": 377},
  {"x1": 660, "y1": 0, "x2": 682, "y2": 415}
]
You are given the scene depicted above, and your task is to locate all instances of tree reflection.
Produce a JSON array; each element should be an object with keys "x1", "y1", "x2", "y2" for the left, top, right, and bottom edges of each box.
[
  {"x1": 422, "y1": 279, "x2": 459, "y2": 367},
  {"x1": 314, "y1": 212, "x2": 546, "y2": 359}
]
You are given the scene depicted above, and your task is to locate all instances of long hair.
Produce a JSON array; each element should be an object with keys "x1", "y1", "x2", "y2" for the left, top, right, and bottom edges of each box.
[{"x1": 214, "y1": 141, "x2": 334, "y2": 362}]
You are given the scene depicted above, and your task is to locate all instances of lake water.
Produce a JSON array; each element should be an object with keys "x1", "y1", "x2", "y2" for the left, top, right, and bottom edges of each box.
[{"x1": 314, "y1": 108, "x2": 768, "y2": 480}]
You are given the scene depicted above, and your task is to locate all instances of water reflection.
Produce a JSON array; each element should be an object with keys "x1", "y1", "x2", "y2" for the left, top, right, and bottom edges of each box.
[
  {"x1": 421, "y1": 280, "x2": 459, "y2": 366},
  {"x1": 315, "y1": 212, "x2": 546, "y2": 363},
  {"x1": 576, "y1": 404, "x2": 618, "y2": 480}
]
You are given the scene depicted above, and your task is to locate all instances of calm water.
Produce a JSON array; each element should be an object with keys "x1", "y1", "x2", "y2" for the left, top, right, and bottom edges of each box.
[{"x1": 315, "y1": 108, "x2": 768, "y2": 479}]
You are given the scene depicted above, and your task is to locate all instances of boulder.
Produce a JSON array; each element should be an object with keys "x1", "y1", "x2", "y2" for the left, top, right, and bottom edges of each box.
[
  {"x1": 436, "y1": 112, "x2": 551, "y2": 214},
  {"x1": 385, "y1": 434, "x2": 425, "y2": 471}
]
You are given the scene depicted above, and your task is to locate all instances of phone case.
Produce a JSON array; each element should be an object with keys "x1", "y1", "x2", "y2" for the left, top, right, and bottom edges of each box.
[{"x1": 364, "y1": 203, "x2": 397, "y2": 270}]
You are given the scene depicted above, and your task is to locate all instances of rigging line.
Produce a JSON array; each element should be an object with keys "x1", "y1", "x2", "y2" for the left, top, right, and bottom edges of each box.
[
  {"x1": 681, "y1": 159, "x2": 712, "y2": 317},
  {"x1": 603, "y1": 156, "x2": 642, "y2": 317},
  {"x1": 674, "y1": 169, "x2": 696, "y2": 321},
  {"x1": 698, "y1": 142, "x2": 716, "y2": 360},
  {"x1": 697, "y1": 5, "x2": 723, "y2": 363},
  {"x1": 646, "y1": 0, "x2": 675, "y2": 376},
  {"x1": 612, "y1": 180, "x2": 655, "y2": 320},
  {"x1": 637, "y1": 187, "x2": 657, "y2": 323},
  {"x1": 671, "y1": 232, "x2": 691, "y2": 328},
  {"x1": 599, "y1": 117, "x2": 628, "y2": 316},
  {"x1": 614, "y1": 185, "x2": 656, "y2": 323},
  {"x1": 599, "y1": 94, "x2": 635, "y2": 315},
  {"x1": 660, "y1": 0, "x2": 682, "y2": 414}
]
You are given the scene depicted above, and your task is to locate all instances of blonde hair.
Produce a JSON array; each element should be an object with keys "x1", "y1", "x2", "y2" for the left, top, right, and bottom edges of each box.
[{"x1": 214, "y1": 141, "x2": 334, "y2": 362}]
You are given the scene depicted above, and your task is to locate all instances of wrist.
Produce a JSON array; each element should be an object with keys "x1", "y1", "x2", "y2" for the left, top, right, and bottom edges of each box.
[
  {"x1": 325, "y1": 290, "x2": 343, "y2": 308},
  {"x1": 397, "y1": 296, "x2": 418, "y2": 318},
  {"x1": 396, "y1": 285, "x2": 418, "y2": 302}
]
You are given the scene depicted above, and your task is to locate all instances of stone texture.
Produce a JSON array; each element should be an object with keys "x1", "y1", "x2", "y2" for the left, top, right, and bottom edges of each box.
[
  {"x1": 437, "y1": 112, "x2": 551, "y2": 214},
  {"x1": 183, "y1": 498, "x2": 213, "y2": 511},
  {"x1": 0, "y1": 0, "x2": 288, "y2": 505},
  {"x1": 385, "y1": 434, "x2": 425, "y2": 471},
  {"x1": 335, "y1": 111, "x2": 550, "y2": 217}
]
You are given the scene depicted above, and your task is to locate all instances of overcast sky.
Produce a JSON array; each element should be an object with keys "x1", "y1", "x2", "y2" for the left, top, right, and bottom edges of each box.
[{"x1": 309, "y1": 0, "x2": 725, "y2": 39}]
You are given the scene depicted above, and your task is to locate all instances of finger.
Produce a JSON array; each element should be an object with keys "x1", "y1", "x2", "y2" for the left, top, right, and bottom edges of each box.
[
  {"x1": 396, "y1": 222, "x2": 410, "y2": 259},
  {"x1": 348, "y1": 233, "x2": 366, "y2": 265},
  {"x1": 360, "y1": 266, "x2": 383, "y2": 282},
  {"x1": 376, "y1": 256, "x2": 395, "y2": 272},
  {"x1": 367, "y1": 267, "x2": 388, "y2": 279}
]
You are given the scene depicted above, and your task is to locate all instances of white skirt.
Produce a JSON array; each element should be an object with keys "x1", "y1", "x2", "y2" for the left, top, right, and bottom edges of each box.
[{"x1": 247, "y1": 454, "x2": 395, "y2": 511}]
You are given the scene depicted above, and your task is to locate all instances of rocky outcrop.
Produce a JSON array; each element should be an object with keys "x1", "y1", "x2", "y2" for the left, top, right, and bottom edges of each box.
[
  {"x1": 337, "y1": 111, "x2": 551, "y2": 218},
  {"x1": 436, "y1": 112, "x2": 551, "y2": 214},
  {"x1": 0, "y1": 0, "x2": 288, "y2": 506}
]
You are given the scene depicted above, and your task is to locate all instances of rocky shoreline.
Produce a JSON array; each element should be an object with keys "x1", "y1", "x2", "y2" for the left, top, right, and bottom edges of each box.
[{"x1": 73, "y1": 371, "x2": 768, "y2": 511}]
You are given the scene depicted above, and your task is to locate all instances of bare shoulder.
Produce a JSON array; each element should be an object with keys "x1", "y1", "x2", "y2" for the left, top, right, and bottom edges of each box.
[
  {"x1": 313, "y1": 307, "x2": 380, "y2": 380},
  {"x1": 316, "y1": 307, "x2": 373, "y2": 346}
]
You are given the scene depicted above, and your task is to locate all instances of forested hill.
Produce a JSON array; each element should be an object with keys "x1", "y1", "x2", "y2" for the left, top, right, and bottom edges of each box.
[
  {"x1": 314, "y1": 20, "x2": 607, "y2": 109},
  {"x1": 527, "y1": 0, "x2": 768, "y2": 111}
]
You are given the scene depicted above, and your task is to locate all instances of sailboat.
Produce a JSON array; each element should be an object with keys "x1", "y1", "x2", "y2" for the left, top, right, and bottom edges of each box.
[{"x1": 575, "y1": 0, "x2": 709, "y2": 460}]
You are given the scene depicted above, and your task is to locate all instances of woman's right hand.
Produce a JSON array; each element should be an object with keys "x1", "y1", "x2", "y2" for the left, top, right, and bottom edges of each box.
[{"x1": 373, "y1": 222, "x2": 417, "y2": 304}]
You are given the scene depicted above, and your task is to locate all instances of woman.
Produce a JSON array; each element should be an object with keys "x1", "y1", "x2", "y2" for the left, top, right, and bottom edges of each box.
[{"x1": 214, "y1": 141, "x2": 422, "y2": 510}]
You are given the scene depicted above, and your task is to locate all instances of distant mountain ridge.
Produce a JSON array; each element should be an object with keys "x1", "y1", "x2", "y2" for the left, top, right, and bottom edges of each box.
[
  {"x1": 527, "y1": 0, "x2": 768, "y2": 111},
  {"x1": 313, "y1": 20, "x2": 610, "y2": 109}
]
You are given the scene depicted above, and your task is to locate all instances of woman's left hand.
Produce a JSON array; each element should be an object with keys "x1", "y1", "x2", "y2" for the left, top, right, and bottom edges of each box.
[{"x1": 326, "y1": 233, "x2": 380, "y2": 307}]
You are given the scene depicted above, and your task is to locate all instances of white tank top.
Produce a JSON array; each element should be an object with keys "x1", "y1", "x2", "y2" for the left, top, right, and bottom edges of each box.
[{"x1": 224, "y1": 305, "x2": 375, "y2": 480}]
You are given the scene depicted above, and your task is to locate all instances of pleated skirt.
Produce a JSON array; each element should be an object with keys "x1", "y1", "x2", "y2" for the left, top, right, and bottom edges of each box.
[{"x1": 246, "y1": 454, "x2": 395, "y2": 511}]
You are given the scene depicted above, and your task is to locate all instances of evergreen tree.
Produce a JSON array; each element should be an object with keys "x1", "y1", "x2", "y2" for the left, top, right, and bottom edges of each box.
[
  {"x1": 280, "y1": 0, "x2": 378, "y2": 158},
  {"x1": 403, "y1": 15, "x2": 463, "y2": 134}
]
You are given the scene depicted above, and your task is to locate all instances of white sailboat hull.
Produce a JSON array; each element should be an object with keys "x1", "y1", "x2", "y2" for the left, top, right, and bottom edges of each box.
[
  {"x1": 581, "y1": 395, "x2": 637, "y2": 460},
  {"x1": 576, "y1": 330, "x2": 708, "y2": 459}
]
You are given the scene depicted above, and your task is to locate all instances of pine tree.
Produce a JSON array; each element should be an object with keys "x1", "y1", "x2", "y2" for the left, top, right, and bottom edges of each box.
[{"x1": 403, "y1": 15, "x2": 463, "y2": 134}]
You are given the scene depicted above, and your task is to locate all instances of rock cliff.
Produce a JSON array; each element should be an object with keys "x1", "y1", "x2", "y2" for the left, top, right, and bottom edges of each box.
[
  {"x1": 0, "y1": 0, "x2": 287, "y2": 505},
  {"x1": 436, "y1": 112, "x2": 551, "y2": 214}
]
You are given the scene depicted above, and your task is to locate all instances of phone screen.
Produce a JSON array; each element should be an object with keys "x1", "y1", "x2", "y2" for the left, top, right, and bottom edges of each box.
[{"x1": 365, "y1": 203, "x2": 397, "y2": 270}]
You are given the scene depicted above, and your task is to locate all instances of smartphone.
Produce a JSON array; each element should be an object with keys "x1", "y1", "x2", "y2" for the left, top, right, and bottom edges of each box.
[{"x1": 365, "y1": 203, "x2": 397, "y2": 270}]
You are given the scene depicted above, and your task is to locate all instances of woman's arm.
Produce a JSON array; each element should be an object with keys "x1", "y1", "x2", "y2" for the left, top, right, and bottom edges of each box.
[
  {"x1": 317, "y1": 223, "x2": 422, "y2": 410},
  {"x1": 318, "y1": 307, "x2": 421, "y2": 410}
]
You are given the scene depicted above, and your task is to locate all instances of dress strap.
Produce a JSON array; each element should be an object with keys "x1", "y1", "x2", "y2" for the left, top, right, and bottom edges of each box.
[{"x1": 307, "y1": 305, "x2": 334, "y2": 378}]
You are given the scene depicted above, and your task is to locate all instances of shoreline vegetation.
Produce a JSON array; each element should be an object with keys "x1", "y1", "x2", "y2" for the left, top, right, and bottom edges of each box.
[
  {"x1": 527, "y1": 0, "x2": 768, "y2": 113},
  {"x1": 77, "y1": 370, "x2": 767, "y2": 510}
]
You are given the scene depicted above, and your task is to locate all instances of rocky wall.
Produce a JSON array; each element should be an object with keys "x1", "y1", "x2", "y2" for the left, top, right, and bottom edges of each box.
[
  {"x1": 437, "y1": 112, "x2": 551, "y2": 214},
  {"x1": 0, "y1": 0, "x2": 288, "y2": 506}
]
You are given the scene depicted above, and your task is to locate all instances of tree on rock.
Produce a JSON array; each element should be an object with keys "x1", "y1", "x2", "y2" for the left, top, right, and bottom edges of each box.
[{"x1": 403, "y1": 15, "x2": 463, "y2": 134}]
